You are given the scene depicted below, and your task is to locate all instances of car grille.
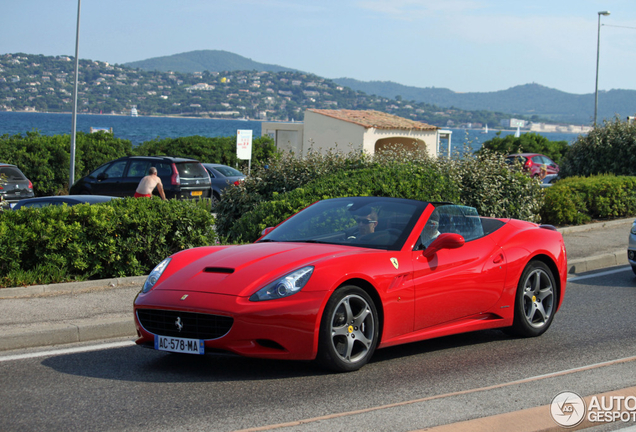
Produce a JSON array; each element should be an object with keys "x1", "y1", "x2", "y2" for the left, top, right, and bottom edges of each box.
[{"x1": 137, "y1": 309, "x2": 233, "y2": 340}]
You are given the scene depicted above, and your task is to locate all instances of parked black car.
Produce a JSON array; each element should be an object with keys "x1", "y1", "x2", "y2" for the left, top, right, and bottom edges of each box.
[
  {"x1": 202, "y1": 163, "x2": 245, "y2": 201},
  {"x1": 12, "y1": 195, "x2": 119, "y2": 210},
  {"x1": 0, "y1": 163, "x2": 34, "y2": 204},
  {"x1": 69, "y1": 156, "x2": 211, "y2": 199}
]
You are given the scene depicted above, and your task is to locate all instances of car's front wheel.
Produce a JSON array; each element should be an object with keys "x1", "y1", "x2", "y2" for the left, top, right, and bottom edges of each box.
[
  {"x1": 508, "y1": 260, "x2": 557, "y2": 337},
  {"x1": 317, "y1": 286, "x2": 379, "y2": 372}
]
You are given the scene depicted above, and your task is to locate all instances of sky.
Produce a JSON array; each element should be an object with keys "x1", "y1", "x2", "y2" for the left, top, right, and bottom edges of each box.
[{"x1": 2, "y1": 0, "x2": 635, "y2": 95}]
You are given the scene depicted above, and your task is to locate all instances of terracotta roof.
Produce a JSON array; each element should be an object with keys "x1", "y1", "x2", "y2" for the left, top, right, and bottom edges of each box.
[{"x1": 308, "y1": 109, "x2": 438, "y2": 131}]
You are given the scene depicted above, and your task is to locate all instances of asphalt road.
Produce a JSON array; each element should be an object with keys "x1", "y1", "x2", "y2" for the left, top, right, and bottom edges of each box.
[{"x1": 1, "y1": 267, "x2": 636, "y2": 431}]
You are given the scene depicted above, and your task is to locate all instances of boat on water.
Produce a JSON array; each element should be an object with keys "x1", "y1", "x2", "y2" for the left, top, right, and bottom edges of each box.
[
  {"x1": 130, "y1": 106, "x2": 138, "y2": 117},
  {"x1": 514, "y1": 126, "x2": 521, "y2": 138},
  {"x1": 481, "y1": 124, "x2": 488, "y2": 134}
]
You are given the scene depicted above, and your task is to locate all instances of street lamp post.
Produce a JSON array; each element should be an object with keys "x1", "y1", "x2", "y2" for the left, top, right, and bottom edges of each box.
[
  {"x1": 594, "y1": 10, "x2": 610, "y2": 126},
  {"x1": 70, "y1": 0, "x2": 81, "y2": 187}
]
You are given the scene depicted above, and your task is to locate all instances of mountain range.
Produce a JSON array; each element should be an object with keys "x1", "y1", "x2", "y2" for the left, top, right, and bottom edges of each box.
[{"x1": 125, "y1": 50, "x2": 636, "y2": 125}]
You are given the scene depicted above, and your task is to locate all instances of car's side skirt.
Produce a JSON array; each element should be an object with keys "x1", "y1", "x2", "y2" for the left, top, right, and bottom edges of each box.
[{"x1": 378, "y1": 312, "x2": 511, "y2": 349}]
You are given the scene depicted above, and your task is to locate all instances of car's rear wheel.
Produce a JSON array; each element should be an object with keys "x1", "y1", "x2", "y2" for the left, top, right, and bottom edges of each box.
[
  {"x1": 317, "y1": 286, "x2": 379, "y2": 372},
  {"x1": 508, "y1": 260, "x2": 556, "y2": 337}
]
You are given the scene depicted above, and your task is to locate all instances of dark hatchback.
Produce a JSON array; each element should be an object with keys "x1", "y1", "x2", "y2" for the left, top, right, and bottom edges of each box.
[
  {"x1": 69, "y1": 156, "x2": 212, "y2": 199},
  {"x1": 0, "y1": 163, "x2": 34, "y2": 204}
]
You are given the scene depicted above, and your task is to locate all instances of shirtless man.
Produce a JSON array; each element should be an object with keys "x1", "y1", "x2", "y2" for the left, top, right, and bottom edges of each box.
[{"x1": 134, "y1": 167, "x2": 167, "y2": 200}]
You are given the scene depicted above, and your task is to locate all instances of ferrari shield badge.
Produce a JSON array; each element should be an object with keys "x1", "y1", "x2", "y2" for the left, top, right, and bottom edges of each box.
[
  {"x1": 180, "y1": 294, "x2": 189, "y2": 301},
  {"x1": 390, "y1": 258, "x2": 399, "y2": 269}
]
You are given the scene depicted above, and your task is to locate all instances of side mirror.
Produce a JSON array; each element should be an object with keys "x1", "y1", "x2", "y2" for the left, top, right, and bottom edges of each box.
[
  {"x1": 97, "y1": 172, "x2": 108, "y2": 180},
  {"x1": 423, "y1": 233, "x2": 465, "y2": 258},
  {"x1": 261, "y1": 227, "x2": 275, "y2": 236}
]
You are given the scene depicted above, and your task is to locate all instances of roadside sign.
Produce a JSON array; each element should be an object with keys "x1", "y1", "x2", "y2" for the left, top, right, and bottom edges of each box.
[{"x1": 237, "y1": 130, "x2": 252, "y2": 160}]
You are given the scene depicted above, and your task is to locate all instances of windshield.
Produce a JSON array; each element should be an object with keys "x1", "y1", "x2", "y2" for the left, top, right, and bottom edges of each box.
[
  {"x1": 0, "y1": 167, "x2": 27, "y2": 181},
  {"x1": 258, "y1": 197, "x2": 427, "y2": 251},
  {"x1": 214, "y1": 166, "x2": 243, "y2": 177}
]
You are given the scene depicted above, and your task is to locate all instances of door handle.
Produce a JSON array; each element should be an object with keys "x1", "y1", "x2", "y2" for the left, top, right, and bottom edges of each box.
[{"x1": 493, "y1": 254, "x2": 504, "y2": 264}]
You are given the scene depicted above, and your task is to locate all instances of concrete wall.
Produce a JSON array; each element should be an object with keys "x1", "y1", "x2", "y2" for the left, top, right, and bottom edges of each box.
[
  {"x1": 261, "y1": 122, "x2": 304, "y2": 155},
  {"x1": 303, "y1": 110, "x2": 365, "y2": 155}
]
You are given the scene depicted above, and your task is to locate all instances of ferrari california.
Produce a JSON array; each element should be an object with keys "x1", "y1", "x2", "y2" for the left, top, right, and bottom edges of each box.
[{"x1": 134, "y1": 196, "x2": 567, "y2": 372}]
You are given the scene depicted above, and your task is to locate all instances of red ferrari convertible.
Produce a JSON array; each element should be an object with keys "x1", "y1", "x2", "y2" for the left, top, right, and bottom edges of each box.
[{"x1": 134, "y1": 196, "x2": 567, "y2": 372}]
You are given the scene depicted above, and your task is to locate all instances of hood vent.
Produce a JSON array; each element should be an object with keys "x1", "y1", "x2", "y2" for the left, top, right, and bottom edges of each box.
[{"x1": 204, "y1": 267, "x2": 235, "y2": 274}]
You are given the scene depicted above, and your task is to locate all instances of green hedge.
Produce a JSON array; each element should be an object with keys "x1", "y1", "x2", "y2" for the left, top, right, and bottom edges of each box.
[
  {"x1": 219, "y1": 150, "x2": 543, "y2": 244},
  {"x1": 540, "y1": 175, "x2": 636, "y2": 225},
  {"x1": 0, "y1": 198, "x2": 216, "y2": 288}
]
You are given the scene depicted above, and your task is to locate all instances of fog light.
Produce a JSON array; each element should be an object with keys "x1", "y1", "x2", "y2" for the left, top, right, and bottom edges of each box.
[{"x1": 629, "y1": 250, "x2": 635, "y2": 261}]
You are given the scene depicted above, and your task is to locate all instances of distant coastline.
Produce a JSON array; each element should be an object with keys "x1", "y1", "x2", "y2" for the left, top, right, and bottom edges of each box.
[
  {"x1": 0, "y1": 109, "x2": 265, "y2": 122},
  {"x1": 1, "y1": 109, "x2": 589, "y2": 134}
]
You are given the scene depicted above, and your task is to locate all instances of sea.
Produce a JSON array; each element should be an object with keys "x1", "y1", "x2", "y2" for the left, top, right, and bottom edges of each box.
[{"x1": 0, "y1": 111, "x2": 585, "y2": 155}]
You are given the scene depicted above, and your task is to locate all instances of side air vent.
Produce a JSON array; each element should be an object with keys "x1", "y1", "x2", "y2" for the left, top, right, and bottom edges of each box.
[{"x1": 204, "y1": 267, "x2": 234, "y2": 274}]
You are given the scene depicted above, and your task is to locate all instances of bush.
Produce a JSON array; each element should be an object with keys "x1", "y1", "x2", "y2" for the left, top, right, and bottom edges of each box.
[
  {"x1": 0, "y1": 198, "x2": 216, "y2": 287},
  {"x1": 214, "y1": 150, "x2": 373, "y2": 241},
  {"x1": 478, "y1": 132, "x2": 570, "y2": 164},
  {"x1": 452, "y1": 151, "x2": 543, "y2": 222},
  {"x1": 227, "y1": 162, "x2": 461, "y2": 243},
  {"x1": 540, "y1": 175, "x2": 636, "y2": 225},
  {"x1": 218, "y1": 149, "x2": 543, "y2": 243},
  {"x1": 560, "y1": 117, "x2": 636, "y2": 178}
]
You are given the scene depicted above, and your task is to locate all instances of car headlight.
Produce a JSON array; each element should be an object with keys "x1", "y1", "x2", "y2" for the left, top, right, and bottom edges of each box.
[
  {"x1": 631, "y1": 222, "x2": 636, "y2": 235},
  {"x1": 249, "y1": 266, "x2": 314, "y2": 301},
  {"x1": 142, "y1": 257, "x2": 171, "y2": 293}
]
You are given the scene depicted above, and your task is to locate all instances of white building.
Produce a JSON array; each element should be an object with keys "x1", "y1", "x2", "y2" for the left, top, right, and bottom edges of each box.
[{"x1": 262, "y1": 109, "x2": 449, "y2": 158}]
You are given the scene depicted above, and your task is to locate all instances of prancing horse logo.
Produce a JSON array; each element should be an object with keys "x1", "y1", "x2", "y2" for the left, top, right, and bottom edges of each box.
[{"x1": 175, "y1": 317, "x2": 183, "y2": 332}]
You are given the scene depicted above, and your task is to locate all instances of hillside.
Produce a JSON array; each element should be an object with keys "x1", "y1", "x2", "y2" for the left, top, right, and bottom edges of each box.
[
  {"x1": 0, "y1": 53, "x2": 515, "y2": 127},
  {"x1": 124, "y1": 50, "x2": 298, "y2": 74},
  {"x1": 123, "y1": 50, "x2": 636, "y2": 124},
  {"x1": 332, "y1": 78, "x2": 636, "y2": 125}
]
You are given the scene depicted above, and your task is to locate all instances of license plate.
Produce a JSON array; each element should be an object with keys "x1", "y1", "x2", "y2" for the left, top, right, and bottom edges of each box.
[
  {"x1": 154, "y1": 335, "x2": 204, "y2": 355},
  {"x1": 190, "y1": 190, "x2": 203, "y2": 196}
]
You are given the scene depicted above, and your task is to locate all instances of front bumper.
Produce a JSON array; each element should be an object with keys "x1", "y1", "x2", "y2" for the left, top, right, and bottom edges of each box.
[{"x1": 134, "y1": 288, "x2": 326, "y2": 360}]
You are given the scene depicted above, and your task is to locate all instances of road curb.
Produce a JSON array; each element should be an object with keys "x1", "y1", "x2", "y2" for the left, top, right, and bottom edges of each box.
[
  {"x1": 0, "y1": 276, "x2": 147, "y2": 299},
  {"x1": 557, "y1": 217, "x2": 633, "y2": 235},
  {"x1": 0, "y1": 317, "x2": 136, "y2": 351},
  {"x1": 567, "y1": 249, "x2": 628, "y2": 275}
]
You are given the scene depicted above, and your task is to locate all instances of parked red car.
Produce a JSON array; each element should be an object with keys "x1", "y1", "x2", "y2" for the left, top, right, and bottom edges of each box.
[{"x1": 506, "y1": 153, "x2": 559, "y2": 178}]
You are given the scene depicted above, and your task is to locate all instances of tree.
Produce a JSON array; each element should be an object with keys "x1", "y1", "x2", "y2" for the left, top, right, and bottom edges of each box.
[{"x1": 478, "y1": 132, "x2": 569, "y2": 164}]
